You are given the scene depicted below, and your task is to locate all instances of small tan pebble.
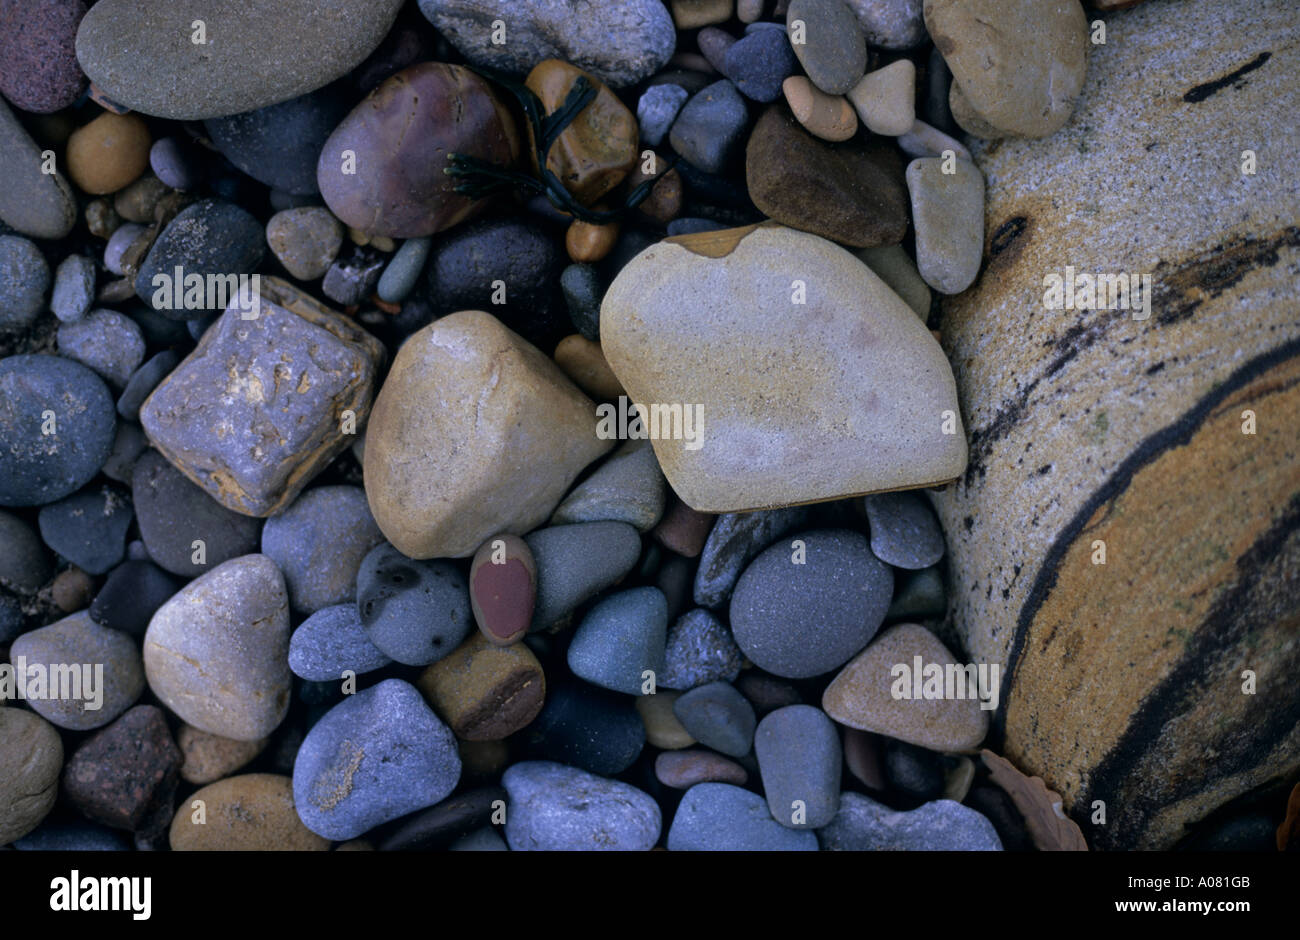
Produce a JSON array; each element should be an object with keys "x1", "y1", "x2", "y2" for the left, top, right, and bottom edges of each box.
[
  {"x1": 416, "y1": 633, "x2": 546, "y2": 741},
  {"x1": 96, "y1": 277, "x2": 136, "y2": 304},
  {"x1": 565, "y1": 216, "x2": 619, "y2": 263},
  {"x1": 113, "y1": 175, "x2": 169, "y2": 223},
  {"x1": 169, "y1": 774, "x2": 329, "y2": 851},
  {"x1": 554, "y1": 334, "x2": 624, "y2": 400},
  {"x1": 335, "y1": 839, "x2": 374, "y2": 851},
  {"x1": 66, "y1": 111, "x2": 151, "y2": 195},
  {"x1": 848, "y1": 59, "x2": 916, "y2": 137},
  {"x1": 50, "y1": 567, "x2": 93, "y2": 612},
  {"x1": 636, "y1": 690, "x2": 696, "y2": 749},
  {"x1": 369, "y1": 235, "x2": 396, "y2": 252},
  {"x1": 346, "y1": 225, "x2": 370, "y2": 246},
  {"x1": 177, "y1": 723, "x2": 267, "y2": 785},
  {"x1": 948, "y1": 81, "x2": 1006, "y2": 140},
  {"x1": 670, "y1": 0, "x2": 733, "y2": 29},
  {"x1": 85, "y1": 198, "x2": 122, "y2": 240},
  {"x1": 458, "y1": 738, "x2": 510, "y2": 782},
  {"x1": 897, "y1": 118, "x2": 972, "y2": 160},
  {"x1": 782, "y1": 76, "x2": 858, "y2": 142}
]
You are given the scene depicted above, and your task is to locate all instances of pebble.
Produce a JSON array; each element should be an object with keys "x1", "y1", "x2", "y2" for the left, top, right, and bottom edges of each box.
[
  {"x1": 148, "y1": 137, "x2": 203, "y2": 191},
  {"x1": 818, "y1": 792, "x2": 1003, "y2": 850},
  {"x1": 376, "y1": 236, "x2": 431, "y2": 304},
  {"x1": 177, "y1": 725, "x2": 266, "y2": 786},
  {"x1": 525, "y1": 521, "x2": 643, "y2": 632},
  {"x1": 318, "y1": 63, "x2": 519, "y2": 238},
  {"x1": 50, "y1": 567, "x2": 93, "y2": 611},
  {"x1": 140, "y1": 277, "x2": 384, "y2": 517},
  {"x1": 288, "y1": 604, "x2": 392, "y2": 682},
  {"x1": 143, "y1": 554, "x2": 291, "y2": 741},
  {"x1": 0, "y1": 355, "x2": 116, "y2": 507},
  {"x1": 672, "y1": 681, "x2": 757, "y2": 757},
  {"x1": 377, "y1": 787, "x2": 506, "y2": 851},
  {"x1": 660, "y1": 608, "x2": 743, "y2": 690},
  {"x1": 906, "y1": 156, "x2": 985, "y2": 294},
  {"x1": 755, "y1": 705, "x2": 842, "y2": 828},
  {"x1": 923, "y1": 0, "x2": 1088, "y2": 138},
  {"x1": 417, "y1": 0, "x2": 676, "y2": 89},
  {"x1": 0, "y1": 0, "x2": 87, "y2": 112},
  {"x1": 417, "y1": 633, "x2": 546, "y2": 740},
  {"x1": 864, "y1": 490, "x2": 946, "y2": 569},
  {"x1": 85, "y1": 562, "x2": 174, "y2": 639},
  {"x1": 746, "y1": 106, "x2": 908, "y2": 246},
  {"x1": 57, "y1": 309, "x2": 146, "y2": 388},
  {"x1": 9, "y1": 610, "x2": 144, "y2": 730},
  {"x1": 65, "y1": 111, "x2": 150, "y2": 195},
  {"x1": 731, "y1": 529, "x2": 893, "y2": 678},
  {"x1": 503, "y1": 761, "x2": 661, "y2": 851},
  {"x1": 0, "y1": 708, "x2": 63, "y2": 844},
  {"x1": 652, "y1": 499, "x2": 714, "y2": 558},
  {"x1": 964, "y1": 785, "x2": 1034, "y2": 851},
  {"x1": 721, "y1": 24, "x2": 798, "y2": 103},
  {"x1": 130, "y1": 449, "x2": 261, "y2": 578},
  {"x1": 112, "y1": 175, "x2": 168, "y2": 223},
  {"x1": 669, "y1": 80, "x2": 749, "y2": 174},
  {"x1": 61, "y1": 705, "x2": 181, "y2": 831},
  {"x1": 356, "y1": 542, "x2": 472, "y2": 667},
  {"x1": 266, "y1": 207, "x2": 345, "y2": 281},
  {"x1": 321, "y1": 247, "x2": 385, "y2": 306},
  {"x1": 786, "y1": 0, "x2": 868, "y2": 95},
  {"x1": 897, "y1": 118, "x2": 971, "y2": 160},
  {"x1": 262, "y1": 485, "x2": 384, "y2": 613},
  {"x1": 293, "y1": 678, "x2": 461, "y2": 841},
  {"x1": 693, "y1": 508, "x2": 808, "y2": 608},
  {"x1": 638, "y1": 84, "x2": 690, "y2": 147},
  {"x1": 882, "y1": 737, "x2": 945, "y2": 802},
  {"x1": 842, "y1": 727, "x2": 886, "y2": 788},
  {"x1": 36, "y1": 485, "x2": 132, "y2": 576},
  {"x1": 886, "y1": 565, "x2": 946, "y2": 620},
  {"x1": 76, "y1": 0, "x2": 404, "y2": 120},
  {"x1": 567, "y1": 586, "x2": 669, "y2": 695},
  {"x1": 206, "y1": 89, "x2": 349, "y2": 196},
  {"x1": 566, "y1": 218, "x2": 620, "y2": 264},
  {"x1": 821, "y1": 623, "x2": 991, "y2": 750},
  {"x1": 561, "y1": 264, "x2": 603, "y2": 340},
  {"x1": 116, "y1": 350, "x2": 178, "y2": 422},
  {"x1": 12, "y1": 819, "x2": 130, "y2": 851},
  {"x1": 0, "y1": 98, "x2": 77, "y2": 239},
  {"x1": 50, "y1": 254, "x2": 96, "y2": 323},
  {"x1": 553, "y1": 334, "x2": 624, "y2": 400},
  {"x1": 636, "y1": 690, "x2": 696, "y2": 749},
  {"x1": 846, "y1": 0, "x2": 926, "y2": 49},
  {"x1": 738, "y1": 0, "x2": 765, "y2": 21},
  {"x1": 171, "y1": 774, "x2": 329, "y2": 850},
  {"x1": 949, "y1": 82, "x2": 1007, "y2": 139},
  {"x1": 783, "y1": 76, "x2": 859, "y2": 142},
  {"x1": 668, "y1": 782, "x2": 819, "y2": 850},
  {"x1": 553, "y1": 440, "x2": 666, "y2": 531},
  {"x1": 469, "y1": 534, "x2": 536, "y2": 646},
  {"x1": 856, "y1": 243, "x2": 931, "y2": 318},
  {"x1": 0, "y1": 509, "x2": 52, "y2": 592},
  {"x1": 655, "y1": 749, "x2": 748, "y2": 789},
  {"x1": 101, "y1": 422, "x2": 145, "y2": 485},
  {"x1": 0, "y1": 235, "x2": 49, "y2": 332},
  {"x1": 848, "y1": 59, "x2": 916, "y2": 136},
  {"x1": 364, "y1": 310, "x2": 610, "y2": 559},
  {"x1": 523, "y1": 682, "x2": 645, "y2": 776},
  {"x1": 102, "y1": 222, "x2": 144, "y2": 277}
]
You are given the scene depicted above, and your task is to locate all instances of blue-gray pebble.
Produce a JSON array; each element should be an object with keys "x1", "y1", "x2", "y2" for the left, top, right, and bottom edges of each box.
[
  {"x1": 668, "y1": 80, "x2": 750, "y2": 174},
  {"x1": 502, "y1": 761, "x2": 661, "y2": 851},
  {"x1": 37, "y1": 485, "x2": 133, "y2": 576},
  {"x1": 721, "y1": 26, "x2": 798, "y2": 102},
  {"x1": 672, "y1": 680, "x2": 756, "y2": 758},
  {"x1": 864, "y1": 491, "x2": 946, "y2": 570},
  {"x1": 356, "y1": 542, "x2": 471, "y2": 666},
  {"x1": 818, "y1": 793, "x2": 1003, "y2": 851},
  {"x1": 525, "y1": 521, "x2": 642, "y2": 632},
  {"x1": 289, "y1": 603, "x2": 393, "y2": 682},
  {"x1": 667, "y1": 783, "x2": 819, "y2": 851},
  {"x1": 376, "y1": 236, "x2": 431, "y2": 303},
  {"x1": 693, "y1": 507, "x2": 808, "y2": 608},
  {"x1": 660, "y1": 607, "x2": 743, "y2": 690},
  {"x1": 754, "y1": 705, "x2": 841, "y2": 829},
  {"x1": 567, "y1": 586, "x2": 668, "y2": 695},
  {"x1": 0, "y1": 235, "x2": 49, "y2": 331}
]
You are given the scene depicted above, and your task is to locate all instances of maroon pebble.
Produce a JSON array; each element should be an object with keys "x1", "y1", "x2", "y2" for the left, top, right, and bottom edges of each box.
[
  {"x1": 469, "y1": 534, "x2": 536, "y2": 646},
  {"x1": 61, "y1": 704, "x2": 182, "y2": 831},
  {"x1": 0, "y1": 0, "x2": 88, "y2": 114}
]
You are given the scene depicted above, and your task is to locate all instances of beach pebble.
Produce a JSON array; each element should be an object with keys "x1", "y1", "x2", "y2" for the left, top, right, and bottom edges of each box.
[
  {"x1": 670, "y1": 80, "x2": 749, "y2": 173},
  {"x1": 57, "y1": 309, "x2": 146, "y2": 389},
  {"x1": 818, "y1": 792, "x2": 1003, "y2": 850},
  {"x1": 864, "y1": 490, "x2": 946, "y2": 569},
  {"x1": 61, "y1": 705, "x2": 181, "y2": 831},
  {"x1": 906, "y1": 156, "x2": 985, "y2": 294},
  {"x1": 552, "y1": 441, "x2": 666, "y2": 531},
  {"x1": 567, "y1": 587, "x2": 668, "y2": 695},
  {"x1": 673, "y1": 681, "x2": 756, "y2": 757},
  {"x1": 897, "y1": 118, "x2": 971, "y2": 160},
  {"x1": 469, "y1": 534, "x2": 536, "y2": 647},
  {"x1": 884, "y1": 737, "x2": 945, "y2": 802},
  {"x1": 177, "y1": 725, "x2": 266, "y2": 786},
  {"x1": 171, "y1": 774, "x2": 328, "y2": 850},
  {"x1": 288, "y1": 604, "x2": 392, "y2": 682},
  {"x1": 668, "y1": 782, "x2": 819, "y2": 850},
  {"x1": 101, "y1": 422, "x2": 145, "y2": 485},
  {"x1": 321, "y1": 247, "x2": 385, "y2": 306},
  {"x1": 721, "y1": 25, "x2": 798, "y2": 103},
  {"x1": 266, "y1": 207, "x2": 345, "y2": 282},
  {"x1": 0, "y1": 98, "x2": 77, "y2": 239},
  {"x1": 561, "y1": 264, "x2": 603, "y2": 340},
  {"x1": 0, "y1": 509, "x2": 52, "y2": 592},
  {"x1": 846, "y1": 0, "x2": 926, "y2": 49},
  {"x1": 655, "y1": 749, "x2": 748, "y2": 789},
  {"x1": 377, "y1": 787, "x2": 507, "y2": 851},
  {"x1": 523, "y1": 682, "x2": 645, "y2": 776},
  {"x1": 783, "y1": 76, "x2": 858, "y2": 142},
  {"x1": 0, "y1": 0, "x2": 88, "y2": 113},
  {"x1": 102, "y1": 223, "x2": 144, "y2": 277},
  {"x1": 0, "y1": 709, "x2": 63, "y2": 844},
  {"x1": 848, "y1": 59, "x2": 916, "y2": 136},
  {"x1": 37, "y1": 485, "x2": 132, "y2": 575},
  {"x1": 694, "y1": 508, "x2": 808, "y2": 608},
  {"x1": 356, "y1": 542, "x2": 471, "y2": 667},
  {"x1": 856, "y1": 243, "x2": 931, "y2": 318},
  {"x1": 503, "y1": 761, "x2": 661, "y2": 851},
  {"x1": 416, "y1": 633, "x2": 546, "y2": 740},
  {"x1": 660, "y1": 608, "x2": 743, "y2": 690},
  {"x1": 553, "y1": 334, "x2": 624, "y2": 401},
  {"x1": 652, "y1": 499, "x2": 714, "y2": 558},
  {"x1": 755, "y1": 705, "x2": 842, "y2": 828},
  {"x1": 50, "y1": 254, "x2": 96, "y2": 323},
  {"x1": 886, "y1": 566, "x2": 947, "y2": 620},
  {"x1": 206, "y1": 89, "x2": 348, "y2": 196},
  {"x1": 262, "y1": 486, "x2": 384, "y2": 613},
  {"x1": 638, "y1": 84, "x2": 689, "y2": 147},
  {"x1": 526, "y1": 521, "x2": 643, "y2": 632},
  {"x1": 786, "y1": 0, "x2": 868, "y2": 95},
  {"x1": 376, "y1": 236, "x2": 431, "y2": 304},
  {"x1": 148, "y1": 137, "x2": 203, "y2": 191},
  {"x1": 66, "y1": 111, "x2": 150, "y2": 195},
  {"x1": 0, "y1": 235, "x2": 50, "y2": 331},
  {"x1": 87, "y1": 560, "x2": 178, "y2": 638},
  {"x1": 116, "y1": 350, "x2": 179, "y2": 422},
  {"x1": 636, "y1": 690, "x2": 696, "y2": 749}
]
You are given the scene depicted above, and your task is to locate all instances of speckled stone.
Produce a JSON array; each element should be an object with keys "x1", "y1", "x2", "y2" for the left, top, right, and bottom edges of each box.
[
  {"x1": 668, "y1": 782, "x2": 819, "y2": 850},
  {"x1": 669, "y1": 80, "x2": 749, "y2": 174},
  {"x1": 864, "y1": 490, "x2": 946, "y2": 569},
  {"x1": 61, "y1": 704, "x2": 180, "y2": 831},
  {"x1": 416, "y1": 633, "x2": 546, "y2": 741},
  {"x1": 846, "y1": 0, "x2": 926, "y2": 49},
  {"x1": 672, "y1": 681, "x2": 756, "y2": 758},
  {"x1": 266, "y1": 207, "x2": 345, "y2": 281},
  {"x1": 693, "y1": 508, "x2": 808, "y2": 608},
  {"x1": 36, "y1": 484, "x2": 132, "y2": 575},
  {"x1": 523, "y1": 682, "x2": 645, "y2": 776},
  {"x1": 0, "y1": 0, "x2": 88, "y2": 113},
  {"x1": 171, "y1": 774, "x2": 329, "y2": 850},
  {"x1": 0, "y1": 708, "x2": 63, "y2": 844},
  {"x1": 503, "y1": 761, "x2": 661, "y2": 851},
  {"x1": 356, "y1": 542, "x2": 472, "y2": 667},
  {"x1": 51, "y1": 253, "x2": 96, "y2": 324},
  {"x1": 288, "y1": 604, "x2": 392, "y2": 682},
  {"x1": 754, "y1": 705, "x2": 842, "y2": 829},
  {"x1": 818, "y1": 792, "x2": 1003, "y2": 850},
  {"x1": 57, "y1": 309, "x2": 146, "y2": 389},
  {"x1": 660, "y1": 608, "x2": 743, "y2": 690},
  {"x1": 177, "y1": 724, "x2": 266, "y2": 786},
  {"x1": 0, "y1": 98, "x2": 77, "y2": 239},
  {"x1": 0, "y1": 235, "x2": 50, "y2": 332},
  {"x1": 567, "y1": 587, "x2": 668, "y2": 695},
  {"x1": 638, "y1": 84, "x2": 689, "y2": 147},
  {"x1": 525, "y1": 521, "x2": 642, "y2": 632},
  {"x1": 655, "y1": 749, "x2": 748, "y2": 789},
  {"x1": 552, "y1": 440, "x2": 667, "y2": 532}
]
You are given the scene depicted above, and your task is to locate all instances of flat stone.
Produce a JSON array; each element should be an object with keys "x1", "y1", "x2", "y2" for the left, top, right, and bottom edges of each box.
[
  {"x1": 177, "y1": 724, "x2": 265, "y2": 786},
  {"x1": 655, "y1": 749, "x2": 748, "y2": 789},
  {"x1": 0, "y1": 709, "x2": 63, "y2": 844},
  {"x1": 722, "y1": 25, "x2": 798, "y2": 103},
  {"x1": 0, "y1": 0, "x2": 88, "y2": 113},
  {"x1": 0, "y1": 98, "x2": 77, "y2": 239},
  {"x1": 786, "y1": 0, "x2": 868, "y2": 95},
  {"x1": 846, "y1": 0, "x2": 926, "y2": 49},
  {"x1": 356, "y1": 542, "x2": 472, "y2": 667},
  {"x1": 469, "y1": 534, "x2": 536, "y2": 646},
  {"x1": 856, "y1": 243, "x2": 931, "y2": 319},
  {"x1": 818, "y1": 791, "x2": 1003, "y2": 850},
  {"x1": 503, "y1": 761, "x2": 661, "y2": 851},
  {"x1": 755, "y1": 704, "x2": 842, "y2": 828},
  {"x1": 522, "y1": 681, "x2": 645, "y2": 776},
  {"x1": 62, "y1": 705, "x2": 180, "y2": 831},
  {"x1": 672, "y1": 681, "x2": 756, "y2": 757},
  {"x1": 848, "y1": 59, "x2": 916, "y2": 136},
  {"x1": 525, "y1": 521, "x2": 642, "y2": 632},
  {"x1": 693, "y1": 508, "x2": 808, "y2": 608},
  {"x1": 668, "y1": 782, "x2": 819, "y2": 850},
  {"x1": 0, "y1": 235, "x2": 49, "y2": 332},
  {"x1": 638, "y1": 84, "x2": 689, "y2": 147},
  {"x1": 906, "y1": 156, "x2": 985, "y2": 293},
  {"x1": 206, "y1": 89, "x2": 348, "y2": 196},
  {"x1": 416, "y1": 633, "x2": 546, "y2": 740},
  {"x1": 552, "y1": 440, "x2": 666, "y2": 531},
  {"x1": 567, "y1": 587, "x2": 668, "y2": 695},
  {"x1": 37, "y1": 484, "x2": 132, "y2": 575},
  {"x1": 288, "y1": 604, "x2": 392, "y2": 682},
  {"x1": 864, "y1": 490, "x2": 946, "y2": 568},
  {"x1": 171, "y1": 774, "x2": 328, "y2": 850},
  {"x1": 669, "y1": 80, "x2": 749, "y2": 174},
  {"x1": 266, "y1": 207, "x2": 345, "y2": 282},
  {"x1": 660, "y1": 607, "x2": 743, "y2": 690},
  {"x1": 57, "y1": 309, "x2": 145, "y2": 389},
  {"x1": 51, "y1": 254, "x2": 96, "y2": 324}
]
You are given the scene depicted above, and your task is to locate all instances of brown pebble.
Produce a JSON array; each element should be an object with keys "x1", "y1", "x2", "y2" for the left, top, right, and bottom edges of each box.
[
  {"x1": 85, "y1": 198, "x2": 122, "y2": 240},
  {"x1": 554, "y1": 334, "x2": 624, "y2": 400},
  {"x1": 469, "y1": 534, "x2": 536, "y2": 646},
  {"x1": 66, "y1": 111, "x2": 151, "y2": 195},
  {"x1": 783, "y1": 75, "x2": 859, "y2": 142},
  {"x1": 458, "y1": 738, "x2": 510, "y2": 783},
  {"x1": 652, "y1": 497, "x2": 714, "y2": 557},
  {"x1": 636, "y1": 690, "x2": 696, "y2": 749},
  {"x1": 565, "y1": 216, "x2": 619, "y2": 263},
  {"x1": 416, "y1": 633, "x2": 546, "y2": 741},
  {"x1": 628, "y1": 155, "x2": 683, "y2": 224},
  {"x1": 655, "y1": 749, "x2": 749, "y2": 789},
  {"x1": 371, "y1": 296, "x2": 401, "y2": 314},
  {"x1": 62, "y1": 705, "x2": 181, "y2": 831},
  {"x1": 113, "y1": 175, "x2": 169, "y2": 224},
  {"x1": 735, "y1": 672, "x2": 802, "y2": 716},
  {"x1": 96, "y1": 277, "x2": 137, "y2": 304},
  {"x1": 170, "y1": 774, "x2": 329, "y2": 851},
  {"x1": 842, "y1": 727, "x2": 885, "y2": 789},
  {"x1": 51, "y1": 567, "x2": 93, "y2": 612},
  {"x1": 177, "y1": 723, "x2": 267, "y2": 785}
]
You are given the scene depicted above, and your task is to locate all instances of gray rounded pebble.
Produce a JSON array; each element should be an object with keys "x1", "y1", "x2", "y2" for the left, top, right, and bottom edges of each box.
[
  {"x1": 502, "y1": 761, "x2": 661, "y2": 851},
  {"x1": 116, "y1": 350, "x2": 179, "y2": 422},
  {"x1": 37, "y1": 485, "x2": 133, "y2": 576},
  {"x1": 667, "y1": 782, "x2": 819, "y2": 851},
  {"x1": 376, "y1": 236, "x2": 431, "y2": 303},
  {"x1": 864, "y1": 491, "x2": 946, "y2": 569},
  {"x1": 103, "y1": 223, "x2": 146, "y2": 277},
  {"x1": 0, "y1": 509, "x2": 52, "y2": 593},
  {"x1": 57, "y1": 309, "x2": 146, "y2": 389},
  {"x1": 721, "y1": 26, "x2": 798, "y2": 103},
  {"x1": 638, "y1": 83, "x2": 689, "y2": 147},
  {"x1": 754, "y1": 705, "x2": 842, "y2": 829},
  {"x1": 672, "y1": 681, "x2": 757, "y2": 758},
  {"x1": 786, "y1": 0, "x2": 869, "y2": 95},
  {"x1": 817, "y1": 792, "x2": 1003, "y2": 850},
  {"x1": 0, "y1": 235, "x2": 50, "y2": 331},
  {"x1": 693, "y1": 507, "x2": 808, "y2": 608},
  {"x1": 567, "y1": 586, "x2": 668, "y2": 695},
  {"x1": 525, "y1": 521, "x2": 642, "y2": 632},
  {"x1": 288, "y1": 603, "x2": 393, "y2": 682},
  {"x1": 356, "y1": 542, "x2": 472, "y2": 666},
  {"x1": 660, "y1": 607, "x2": 743, "y2": 690},
  {"x1": 551, "y1": 440, "x2": 666, "y2": 531},
  {"x1": 669, "y1": 80, "x2": 750, "y2": 174},
  {"x1": 846, "y1": 0, "x2": 927, "y2": 50},
  {"x1": 149, "y1": 137, "x2": 203, "y2": 190},
  {"x1": 51, "y1": 254, "x2": 96, "y2": 324}
]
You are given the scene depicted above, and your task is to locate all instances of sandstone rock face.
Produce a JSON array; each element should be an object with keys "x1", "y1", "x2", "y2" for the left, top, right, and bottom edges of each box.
[
  {"x1": 600, "y1": 223, "x2": 966, "y2": 512},
  {"x1": 931, "y1": 0, "x2": 1300, "y2": 849},
  {"x1": 364, "y1": 310, "x2": 612, "y2": 559}
]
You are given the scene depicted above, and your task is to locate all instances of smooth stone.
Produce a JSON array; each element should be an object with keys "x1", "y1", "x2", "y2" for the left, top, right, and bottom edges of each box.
[
  {"x1": 51, "y1": 567, "x2": 93, "y2": 612},
  {"x1": 376, "y1": 786, "x2": 506, "y2": 851},
  {"x1": 731, "y1": 528, "x2": 892, "y2": 678},
  {"x1": 356, "y1": 542, "x2": 471, "y2": 667},
  {"x1": 0, "y1": 509, "x2": 51, "y2": 592},
  {"x1": 525, "y1": 521, "x2": 642, "y2": 632},
  {"x1": 65, "y1": 111, "x2": 150, "y2": 195},
  {"x1": 57, "y1": 308, "x2": 145, "y2": 389},
  {"x1": 746, "y1": 106, "x2": 908, "y2": 246},
  {"x1": 130, "y1": 449, "x2": 261, "y2": 578},
  {"x1": 206, "y1": 88, "x2": 348, "y2": 196},
  {"x1": 671, "y1": 0, "x2": 733, "y2": 28},
  {"x1": 0, "y1": 708, "x2": 63, "y2": 844},
  {"x1": 170, "y1": 774, "x2": 328, "y2": 850},
  {"x1": 112, "y1": 175, "x2": 167, "y2": 224},
  {"x1": 376, "y1": 236, "x2": 430, "y2": 304},
  {"x1": 818, "y1": 792, "x2": 1003, "y2": 850},
  {"x1": 469, "y1": 534, "x2": 536, "y2": 646},
  {"x1": 636, "y1": 690, "x2": 696, "y2": 749},
  {"x1": 553, "y1": 334, "x2": 623, "y2": 400},
  {"x1": 864, "y1": 490, "x2": 945, "y2": 568},
  {"x1": 318, "y1": 63, "x2": 519, "y2": 238},
  {"x1": 897, "y1": 118, "x2": 971, "y2": 160},
  {"x1": 673, "y1": 681, "x2": 756, "y2": 757},
  {"x1": 51, "y1": 254, "x2": 96, "y2": 323},
  {"x1": 786, "y1": 0, "x2": 868, "y2": 95},
  {"x1": 36, "y1": 485, "x2": 132, "y2": 575},
  {"x1": 669, "y1": 80, "x2": 749, "y2": 174},
  {"x1": 652, "y1": 499, "x2": 714, "y2": 558},
  {"x1": 949, "y1": 81, "x2": 1008, "y2": 139},
  {"x1": 721, "y1": 25, "x2": 798, "y2": 103},
  {"x1": 738, "y1": 0, "x2": 765, "y2": 20},
  {"x1": 552, "y1": 440, "x2": 665, "y2": 531},
  {"x1": 364, "y1": 311, "x2": 611, "y2": 559},
  {"x1": 502, "y1": 761, "x2": 661, "y2": 851},
  {"x1": 61, "y1": 704, "x2": 180, "y2": 831},
  {"x1": 906, "y1": 156, "x2": 985, "y2": 294},
  {"x1": 0, "y1": 355, "x2": 115, "y2": 507},
  {"x1": 0, "y1": 98, "x2": 77, "y2": 238},
  {"x1": 144, "y1": 555, "x2": 291, "y2": 741},
  {"x1": 846, "y1": 0, "x2": 926, "y2": 49},
  {"x1": 561, "y1": 263, "x2": 603, "y2": 340},
  {"x1": 450, "y1": 827, "x2": 507, "y2": 851},
  {"x1": 102, "y1": 222, "x2": 145, "y2": 277},
  {"x1": 883, "y1": 737, "x2": 945, "y2": 802},
  {"x1": 886, "y1": 565, "x2": 946, "y2": 620},
  {"x1": 856, "y1": 243, "x2": 930, "y2": 318},
  {"x1": 9, "y1": 610, "x2": 144, "y2": 729},
  {"x1": 783, "y1": 76, "x2": 858, "y2": 142},
  {"x1": 292, "y1": 678, "x2": 461, "y2": 840},
  {"x1": 923, "y1": 0, "x2": 1088, "y2": 138},
  {"x1": 101, "y1": 421, "x2": 145, "y2": 485},
  {"x1": 693, "y1": 508, "x2": 808, "y2": 608},
  {"x1": 0, "y1": 235, "x2": 49, "y2": 331},
  {"x1": 755, "y1": 705, "x2": 841, "y2": 828},
  {"x1": 262, "y1": 485, "x2": 384, "y2": 613},
  {"x1": 288, "y1": 604, "x2": 391, "y2": 682},
  {"x1": 148, "y1": 137, "x2": 203, "y2": 191},
  {"x1": 266, "y1": 207, "x2": 345, "y2": 282},
  {"x1": 567, "y1": 586, "x2": 668, "y2": 695},
  {"x1": 638, "y1": 84, "x2": 689, "y2": 148},
  {"x1": 522, "y1": 682, "x2": 645, "y2": 776},
  {"x1": 177, "y1": 724, "x2": 265, "y2": 786},
  {"x1": 843, "y1": 727, "x2": 886, "y2": 788},
  {"x1": 116, "y1": 350, "x2": 178, "y2": 422},
  {"x1": 848, "y1": 59, "x2": 916, "y2": 136},
  {"x1": 75, "y1": 0, "x2": 404, "y2": 120},
  {"x1": 140, "y1": 278, "x2": 385, "y2": 516},
  {"x1": 660, "y1": 608, "x2": 743, "y2": 690},
  {"x1": 822, "y1": 622, "x2": 991, "y2": 750},
  {"x1": 655, "y1": 749, "x2": 748, "y2": 789},
  {"x1": 668, "y1": 782, "x2": 819, "y2": 850},
  {"x1": 416, "y1": 633, "x2": 546, "y2": 740},
  {"x1": 88, "y1": 559, "x2": 179, "y2": 637},
  {"x1": 0, "y1": 0, "x2": 87, "y2": 112},
  {"x1": 417, "y1": 0, "x2": 675, "y2": 89},
  {"x1": 601, "y1": 224, "x2": 967, "y2": 510}
]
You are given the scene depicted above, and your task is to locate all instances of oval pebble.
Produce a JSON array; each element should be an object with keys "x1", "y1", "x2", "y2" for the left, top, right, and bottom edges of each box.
[
  {"x1": 502, "y1": 761, "x2": 661, "y2": 851},
  {"x1": 654, "y1": 749, "x2": 748, "y2": 790},
  {"x1": 672, "y1": 681, "x2": 757, "y2": 758},
  {"x1": 754, "y1": 705, "x2": 842, "y2": 829},
  {"x1": 288, "y1": 604, "x2": 392, "y2": 682},
  {"x1": 667, "y1": 782, "x2": 818, "y2": 851},
  {"x1": 566, "y1": 586, "x2": 668, "y2": 695},
  {"x1": 864, "y1": 490, "x2": 946, "y2": 569},
  {"x1": 416, "y1": 633, "x2": 546, "y2": 741},
  {"x1": 0, "y1": 235, "x2": 50, "y2": 331},
  {"x1": 36, "y1": 484, "x2": 133, "y2": 575},
  {"x1": 356, "y1": 542, "x2": 472, "y2": 666},
  {"x1": 177, "y1": 724, "x2": 266, "y2": 786},
  {"x1": 116, "y1": 350, "x2": 179, "y2": 422},
  {"x1": 469, "y1": 534, "x2": 537, "y2": 647},
  {"x1": 523, "y1": 682, "x2": 645, "y2": 776},
  {"x1": 56, "y1": 308, "x2": 146, "y2": 389},
  {"x1": 525, "y1": 521, "x2": 642, "y2": 632},
  {"x1": 376, "y1": 235, "x2": 431, "y2": 303},
  {"x1": 50, "y1": 253, "x2": 96, "y2": 324},
  {"x1": 0, "y1": 708, "x2": 63, "y2": 844},
  {"x1": 170, "y1": 774, "x2": 329, "y2": 851},
  {"x1": 206, "y1": 88, "x2": 349, "y2": 196}
]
